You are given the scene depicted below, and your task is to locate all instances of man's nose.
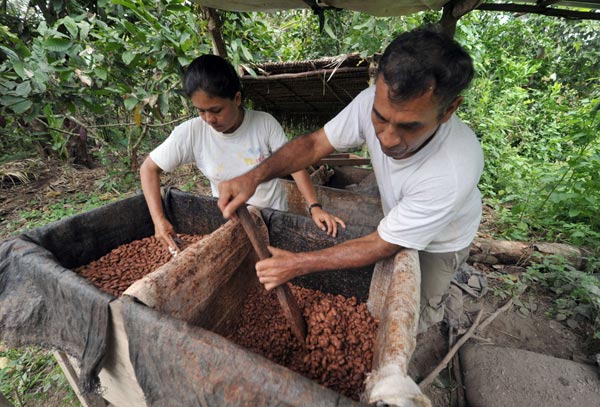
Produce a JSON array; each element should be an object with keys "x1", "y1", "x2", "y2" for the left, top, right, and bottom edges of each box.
[{"x1": 378, "y1": 126, "x2": 400, "y2": 149}]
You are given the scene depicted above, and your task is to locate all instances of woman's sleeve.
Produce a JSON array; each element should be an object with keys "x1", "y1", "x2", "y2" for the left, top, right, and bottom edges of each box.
[{"x1": 149, "y1": 121, "x2": 196, "y2": 172}]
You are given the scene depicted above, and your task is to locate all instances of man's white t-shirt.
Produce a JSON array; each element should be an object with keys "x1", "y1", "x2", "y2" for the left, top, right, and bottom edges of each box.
[
  {"x1": 150, "y1": 109, "x2": 288, "y2": 211},
  {"x1": 324, "y1": 86, "x2": 483, "y2": 253}
]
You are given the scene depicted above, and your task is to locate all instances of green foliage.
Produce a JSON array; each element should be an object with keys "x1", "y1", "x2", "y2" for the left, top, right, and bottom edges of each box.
[
  {"x1": 0, "y1": 0, "x2": 208, "y2": 166},
  {"x1": 18, "y1": 193, "x2": 111, "y2": 226},
  {"x1": 220, "y1": 9, "x2": 437, "y2": 62},
  {"x1": 459, "y1": 12, "x2": 600, "y2": 250},
  {"x1": 493, "y1": 254, "x2": 600, "y2": 339},
  {"x1": 0, "y1": 346, "x2": 76, "y2": 406}
]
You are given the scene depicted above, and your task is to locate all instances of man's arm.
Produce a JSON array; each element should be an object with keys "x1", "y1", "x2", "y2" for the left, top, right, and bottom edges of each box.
[
  {"x1": 218, "y1": 128, "x2": 335, "y2": 218},
  {"x1": 256, "y1": 231, "x2": 401, "y2": 290}
]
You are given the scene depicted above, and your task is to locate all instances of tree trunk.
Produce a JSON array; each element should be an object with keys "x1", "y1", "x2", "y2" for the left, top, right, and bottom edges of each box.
[
  {"x1": 440, "y1": 0, "x2": 483, "y2": 38},
  {"x1": 469, "y1": 238, "x2": 585, "y2": 269},
  {"x1": 202, "y1": 7, "x2": 227, "y2": 58}
]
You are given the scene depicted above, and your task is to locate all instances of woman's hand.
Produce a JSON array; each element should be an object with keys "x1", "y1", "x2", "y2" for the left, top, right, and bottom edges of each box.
[
  {"x1": 310, "y1": 206, "x2": 346, "y2": 237},
  {"x1": 154, "y1": 217, "x2": 180, "y2": 255}
]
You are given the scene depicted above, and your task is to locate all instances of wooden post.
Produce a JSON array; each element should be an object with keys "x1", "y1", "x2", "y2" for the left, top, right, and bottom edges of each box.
[
  {"x1": 53, "y1": 351, "x2": 107, "y2": 407},
  {"x1": 0, "y1": 392, "x2": 13, "y2": 407}
]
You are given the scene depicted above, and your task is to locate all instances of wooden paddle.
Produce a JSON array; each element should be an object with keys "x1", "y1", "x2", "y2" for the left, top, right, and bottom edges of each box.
[{"x1": 236, "y1": 205, "x2": 307, "y2": 343}]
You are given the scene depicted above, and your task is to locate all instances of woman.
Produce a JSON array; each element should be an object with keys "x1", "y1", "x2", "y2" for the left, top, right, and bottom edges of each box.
[{"x1": 141, "y1": 54, "x2": 345, "y2": 252}]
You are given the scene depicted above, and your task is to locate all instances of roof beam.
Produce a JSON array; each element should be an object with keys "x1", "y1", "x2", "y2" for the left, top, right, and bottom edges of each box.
[
  {"x1": 537, "y1": 0, "x2": 560, "y2": 6},
  {"x1": 240, "y1": 66, "x2": 369, "y2": 81},
  {"x1": 476, "y1": 3, "x2": 600, "y2": 20}
]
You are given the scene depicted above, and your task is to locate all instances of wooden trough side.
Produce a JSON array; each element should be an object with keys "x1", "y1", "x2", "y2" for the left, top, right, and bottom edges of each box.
[
  {"x1": 114, "y1": 205, "x2": 427, "y2": 406},
  {"x1": 282, "y1": 178, "x2": 384, "y2": 228},
  {"x1": 365, "y1": 250, "x2": 431, "y2": 407}
]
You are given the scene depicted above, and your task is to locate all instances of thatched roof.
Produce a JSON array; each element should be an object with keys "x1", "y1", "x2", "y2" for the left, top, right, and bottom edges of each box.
[{"x1": 240, "y1": 54, "x2": 373, "y2": 125}]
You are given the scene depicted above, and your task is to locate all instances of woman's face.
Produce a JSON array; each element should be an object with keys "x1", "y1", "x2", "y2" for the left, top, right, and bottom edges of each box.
[{"x1": 190, "y1": 90, "x2": 243, "y2": 133}]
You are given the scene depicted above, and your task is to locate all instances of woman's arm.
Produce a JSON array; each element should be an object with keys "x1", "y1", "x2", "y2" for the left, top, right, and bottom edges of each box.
[
  {"x1": 290, "y1": 169, "x2": 346, "y2": 237},
  {"x1": 140, "y1": 156, "x2": 180, "y2": 252}
]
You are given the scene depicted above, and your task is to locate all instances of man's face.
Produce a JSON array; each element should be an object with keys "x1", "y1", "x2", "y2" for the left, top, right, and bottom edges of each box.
[
  {"x1": 191, "y1": 90, "x2": 243, "y2": 134},
  {"x1": 371, "y1": 76, "x2": 459, "y2": 159}
]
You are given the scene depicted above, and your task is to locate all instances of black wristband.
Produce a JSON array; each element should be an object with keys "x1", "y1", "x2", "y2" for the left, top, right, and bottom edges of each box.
[{"x1": 307, "y1": 203, "x2": 322, "y2": 216}]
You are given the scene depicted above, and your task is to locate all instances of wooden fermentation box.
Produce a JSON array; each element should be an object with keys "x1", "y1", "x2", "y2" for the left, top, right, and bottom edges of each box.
[{"x1": 0, "y1": 186, "x2": 427, "y2": 407}]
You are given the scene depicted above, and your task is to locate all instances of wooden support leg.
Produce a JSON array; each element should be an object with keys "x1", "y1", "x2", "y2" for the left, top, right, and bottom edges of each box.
[
  {"x1": 53, "y1": 351, "x2": 107, "y2": 407},
  {"x1": 0, "y1": 392, "x2": 13, "y2": 407}
]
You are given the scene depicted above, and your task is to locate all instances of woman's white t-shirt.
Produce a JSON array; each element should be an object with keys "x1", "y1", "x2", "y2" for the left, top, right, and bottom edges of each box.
[
  {"x1": 324, "y1": 86, "x2": 484, "y2": 253},
  {"x1": 150, "y1": 109, "x2": 288, "y2": 210}
]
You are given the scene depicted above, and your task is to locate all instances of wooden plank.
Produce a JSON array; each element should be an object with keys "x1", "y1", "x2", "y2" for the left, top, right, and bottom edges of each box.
[
  {"x1": 53, "y1": 351, "x2": 107, "y2": 407},
  {"x1": 317, "y1": 157, "x2": 371, "y2": 166},
  {"x1": 328, "y1": 166, "x2": 373, "y2": 188},
  {"x1": 237, "y1": 205, "x2": 307, "y2": 343},
  {"x1": 316, "y1": 153, "x2": 371, "y2": 167},
  {"x1": 282, "y1": 179, "x2": 383, "y2": 228},
  {"x1": 97, "y1": 300, "x2": 147, "y2": 407}
]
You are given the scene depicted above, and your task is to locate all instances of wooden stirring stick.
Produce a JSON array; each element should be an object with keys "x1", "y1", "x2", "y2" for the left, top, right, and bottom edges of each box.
[{"x1": 236, "y1": 205, "x2": 307, "y2": 343}]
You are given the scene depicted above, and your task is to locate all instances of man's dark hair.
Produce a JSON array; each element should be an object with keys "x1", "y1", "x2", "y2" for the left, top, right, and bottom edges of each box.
[
  {"x1": 377, "y1": 26, "x2": 474, "y2": 115},
  {"x1": 184, "y1": 54, "x2": 242, "y2": 100}
]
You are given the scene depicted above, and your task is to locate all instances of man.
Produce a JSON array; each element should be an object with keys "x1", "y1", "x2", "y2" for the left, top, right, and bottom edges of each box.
[{"x1": 218, "y1": 26, "x2": 483, "y2": 333}]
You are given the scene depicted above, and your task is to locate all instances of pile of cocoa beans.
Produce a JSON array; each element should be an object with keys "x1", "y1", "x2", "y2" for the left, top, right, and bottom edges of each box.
[
  {"x1": 75, "y1": 235, "x2": 378, "y2": 400},
  {"x1": 226, "y1": 284, "x2": 379, "y2": 401},
  {"x1": 74, "y1": 234, "x2": 204, "y2": 297}
]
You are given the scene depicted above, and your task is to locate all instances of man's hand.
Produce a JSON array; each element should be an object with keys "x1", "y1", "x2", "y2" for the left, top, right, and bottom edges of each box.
[
  {"x1": 256, "y1": 246, "x2": 305, "y2": 291},
  {"x1": 310, "y1": 206, "x2": 346, "y2": 237},
  {"x1": 218, "y1": 174, "x2": 257, "y2": 219}
]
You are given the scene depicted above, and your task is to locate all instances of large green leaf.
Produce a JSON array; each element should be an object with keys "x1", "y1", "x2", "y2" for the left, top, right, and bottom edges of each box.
[
  {"x1": 0, "y1": 96, "x2": 32, "y2": 114},
  {"x1": 94, "y1": 68, "x2": 108, "y2": 81},
  {"x1": 43, "y1": 38, "x2": 73, "y2": 52},
  {"x1": 122, "y1": 51, "x2": 135, "y2": 65},
  {"x1": 61, "y1": 16, "x2": 79, "y2": 38},
  {"x1": 124, "y1": 97, "x2": 138, "y2": 110},
  {"x1": 123, "y1": 21, "x2": 143, "y2": 39},
  {"x1": 0, "y1": 45, "x2": 18, "y2": 60},
  {"x1": 159, "y1": 93, "x2": 169, "y2": 116},
  {"x1": 78, "y1": 21, "x2": 91, "y2": 40},
  {"x1": 14, "y1": 82, "x2": 32, "y2": 97},
  {"x1": 166, "y1": 4, "x2": 189, "y2": 12},
  {"x1": 12, "y1": 61, "x2": 28, "y2": 80},
  {"x1": 323, "y1": 22, "x2": 336, "y2": 40}
]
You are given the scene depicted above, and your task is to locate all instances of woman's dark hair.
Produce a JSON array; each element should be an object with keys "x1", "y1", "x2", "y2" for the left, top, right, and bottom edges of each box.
[
  {"x1": 184, "y1": 54, "x2": 242, "y2": 100},
  {"x1": 377, "y1": 26, "x2": 474, "y2": 115}
]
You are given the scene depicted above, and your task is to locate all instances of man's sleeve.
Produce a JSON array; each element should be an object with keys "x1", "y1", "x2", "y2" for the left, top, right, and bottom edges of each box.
[
  {"x1": 323, "y1": 87, "x2": 373, "y2": 150},
  {"x1": 377, "y1": 176, "x2": 457, "y2": 250}
]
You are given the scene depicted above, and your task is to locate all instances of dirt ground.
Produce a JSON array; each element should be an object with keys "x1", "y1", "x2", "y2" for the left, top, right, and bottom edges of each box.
[{"x1": 1, "y1": 158, "x2": 598, "y2": 407}]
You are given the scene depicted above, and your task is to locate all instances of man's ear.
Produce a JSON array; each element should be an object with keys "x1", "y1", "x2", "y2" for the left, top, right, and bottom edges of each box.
[
  {"x1": 441, "y1": 96, "x2": 463, "y2": 123},
  {"x1": 235, "y1": 91, "x2": 242, "y2": 107}
]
